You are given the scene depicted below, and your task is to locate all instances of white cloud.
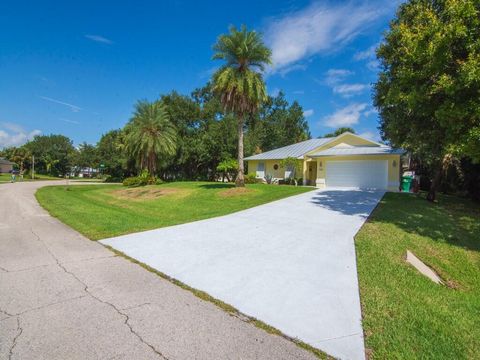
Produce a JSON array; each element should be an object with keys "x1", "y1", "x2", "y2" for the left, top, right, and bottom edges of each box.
[
  {"x1": 270, "y1": 88, "x2": 280, "y2": 97},
  {"x1": 265, "y1": 2, "x2": 386, "y2": 73},
  {"x1": 353, "y1": 44, "x2": 377, "y2": 61},
  {"x1": 353, "y1": 43, "x2": 381, "y2": 71},
  {"x1": 85, "y1": 34, "x2": 113, "y2": 44},
  {"x1": 333, "y1": 83, "x2": 369, "y2": 97},
  {"x1": 323, "y1": 103, "x2": 368, "y2": 127},
  {"x1": 303, "y1": 109, "x2": 314, "y2": 117},
  {"x1": 60, "y1": 118, "x2": 80, "y2": 125},
  {"x1": 364, "y1": 107, "x2": 379, "y2": 117},
  {"x1": 324, "y1": 69, "x2": 353, "y2": 86},
  {"x1": 39, "y1": 96, "x2": 82, "y2": 112},
  {"x1": 367, "y1": 59, "x2": 380, "y2": 71},
  {"x1": 277, "y1": 63, "x2": 307, "y2": 77},
  {"x1": 0, "y1": 122, "x2": 41, "y2": 148},
  {"x1": 358, "y1": 131, "x2": 381, "y2": 142}
]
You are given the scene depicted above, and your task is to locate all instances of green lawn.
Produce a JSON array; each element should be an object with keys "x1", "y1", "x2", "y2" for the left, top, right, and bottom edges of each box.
[
  {"x1": 355, "y1": 192, "x2": 480, "y2": 359},
  {"x1": 36, "y1": 181, "x2": 312, "y2": 240},
  {"x1": 0, "y1": 173, "x2": 61, "y2": 183}
]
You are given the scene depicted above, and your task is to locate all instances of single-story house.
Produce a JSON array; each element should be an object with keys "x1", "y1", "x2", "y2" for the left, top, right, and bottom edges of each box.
[
  {"x1": 245, "y1": 132, "x2": 404, "y2": 191},
  {"x1": 0, "y1": 158, "x2": 15, "y2": 173}
]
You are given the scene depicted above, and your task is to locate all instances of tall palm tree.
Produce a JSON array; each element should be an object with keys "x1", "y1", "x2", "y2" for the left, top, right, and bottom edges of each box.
[
  {"x1": 125, "y1": 100, "x2": 177, "y2": 175},
  {"x1": 212, "y1": 25, "x2": 272, "y2": 187}
]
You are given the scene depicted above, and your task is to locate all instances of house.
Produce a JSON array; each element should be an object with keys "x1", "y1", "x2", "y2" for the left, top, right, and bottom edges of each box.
[
  {"x1": 0, "y1": 158, "x2": 15, "y2": 173},
  {"x1": 245, "y1": 132, "x2": 404, "y2": 191}
]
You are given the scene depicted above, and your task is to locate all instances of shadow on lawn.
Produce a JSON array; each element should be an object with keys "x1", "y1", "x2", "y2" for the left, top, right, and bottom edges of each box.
[
  {"x1": 309, "y1": 189, "x2": 384, "y2": 218},
  {"x1": 198, "y1": 183, "x2": 234, "y2": 190},
  {"x1": 371, "y1": 193, "x2": 480, "y2": 252}
]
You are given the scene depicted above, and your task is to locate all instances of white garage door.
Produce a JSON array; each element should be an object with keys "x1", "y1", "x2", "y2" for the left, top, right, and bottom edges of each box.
[{"x1": 326, "y1": 160, "x2": 388, "y2": 189}]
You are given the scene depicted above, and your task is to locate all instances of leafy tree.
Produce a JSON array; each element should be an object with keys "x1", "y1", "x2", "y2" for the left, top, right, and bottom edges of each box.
[
  {"x1": 216, "y1": 158, "x2": 238, "y2": 182},
  {"x1": 96, "y1": 130, "x2": 129, "y2": 178},
  {"x1": 323, "y1": 127, "x2": 355, "y2": 138},
  {"x1": 280, "y1": 157, "x2": 302, "y2": 185},
  {"x1": 125, "y1": 100, "x2": 177, "y2": 175},
  {"x1": 212, "y1": 25, "x2": 272, "y2": 187},
  {"x1": 73, "y1": 142, "x2": 98, "y2": 170},
  {"x1": 24, "y1": 134, "x2": 75, "y2": 176},
  {"x1": 374, "y1": 0, "x2": 480, "y2": 201}
]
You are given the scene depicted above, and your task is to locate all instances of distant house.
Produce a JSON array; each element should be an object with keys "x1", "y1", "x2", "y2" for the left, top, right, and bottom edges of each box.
[
  {"x1": 0, "y1": 158, "x2": 15, "y2": 173},
  {"x1": 245, "y1": 132, "x2": 404, "y2": 191},
  {"x1": 69, "y1": 166, "x2": 99, "y2": 178}
]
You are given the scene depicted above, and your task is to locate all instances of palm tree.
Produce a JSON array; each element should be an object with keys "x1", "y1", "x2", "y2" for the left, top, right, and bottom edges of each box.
[
  {"x1": 212, "y1": 25, "x2": 272, "y2": 187},
  {"x1": 125, "y1": 100, "x2": 177, "y2": 175}
]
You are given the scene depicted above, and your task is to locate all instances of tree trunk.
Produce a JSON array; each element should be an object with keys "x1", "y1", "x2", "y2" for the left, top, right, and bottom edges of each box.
[
  {"x1": 235, "y1": 117, "x2": 245, "y2": 187},
  {"x1": 427, "y1": 166, "x2": 442, "y2": 202}
]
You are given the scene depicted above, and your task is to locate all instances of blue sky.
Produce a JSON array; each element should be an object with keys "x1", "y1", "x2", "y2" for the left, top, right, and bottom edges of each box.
[{"x1": 0, "y1": 0, "x2": 401, "y2": 148}]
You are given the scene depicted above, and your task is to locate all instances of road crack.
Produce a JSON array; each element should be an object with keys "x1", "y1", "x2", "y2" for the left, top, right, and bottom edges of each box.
[
  {"x1": 8, "y1": 317, "x2": 23, "y2": 360},
  {"x1": 29, "y1": 227, "x2": 168, "y2": 359}
]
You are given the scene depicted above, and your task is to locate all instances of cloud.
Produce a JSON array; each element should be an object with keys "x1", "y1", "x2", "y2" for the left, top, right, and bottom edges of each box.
[
  {"x1": 265, "y1": 2, "x2": 386, "y2": 73},
  {"x1": 0, "y1": 122, "x2": 41, "y2": 148},
  {"x1": 353, "y1": 44, "x2": 377, "y2": 60},
  {"x1": 333, "y1": 83, "x2": 369, "y2": 97},
  {"x1": 367, "y1": 59, "x2": 380, "y2": 71},
  {"x1": 60, "y1": 118, "x2": 80, "y2": 125},
  {"x1": 270, "y1": 88, "x2": 281, "y2": 97},
  {"x1": 323, "y1": 103, "x2": 368, "y2": 127},
  {"x1": 277, "y1": 63, "x2": 308, "y2": 77},
  {"x1": 354, "y1": 43, "x2": 380, "y2": 71},
  {"x1": 39, "y1": 96, "x2": 82, "y2": 112},
  {"x1": 85, "y1": 34, "x2": 113, "y2": 44},
  {"x1": 303, "y1": 109, "x2": 314, "y2": 117},
  {"x1": 324, "y1": 69, "x2": 353, "y2": 86},
  {"x1": 358, "y1": 130, "x2": 381, "y2": 142}
]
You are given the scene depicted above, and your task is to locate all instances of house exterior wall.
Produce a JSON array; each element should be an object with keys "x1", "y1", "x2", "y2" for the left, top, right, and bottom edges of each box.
[
  {"x1": 247, "y1": 159, "x2": 302, "y2": 180},
  {"x1": 0, "y1": 164, "x2": 13, "y2": 173},
  {"x1": 313, "y1": 154, "x2": 401, "y2": 191}
]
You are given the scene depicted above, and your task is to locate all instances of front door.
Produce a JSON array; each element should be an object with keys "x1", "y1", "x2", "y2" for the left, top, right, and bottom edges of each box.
[{"x1": 308, "y1": 161, "x2": 317, "y2": 186}]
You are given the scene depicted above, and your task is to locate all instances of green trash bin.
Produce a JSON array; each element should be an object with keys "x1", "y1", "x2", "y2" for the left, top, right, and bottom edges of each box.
[{"x1": 401, "y1": 176, "x2": 413, "y2": 192}]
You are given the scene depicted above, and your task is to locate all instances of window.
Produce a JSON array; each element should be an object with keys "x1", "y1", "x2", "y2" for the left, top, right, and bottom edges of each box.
[
  {"x1": 273, "y1": 164, "x2": 279, "y2": 170},
  {"x1": 256, "y1": 162, "x2": 265, "y2": 178}
]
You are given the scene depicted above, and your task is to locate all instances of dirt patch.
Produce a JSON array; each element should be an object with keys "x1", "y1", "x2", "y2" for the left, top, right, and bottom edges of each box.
[
  {"x1": 218, "y1": 187, "x2": 254, "y2": 197},
  {"x1": 111, "y1": 186, "x2": 183, "y2": 201}
]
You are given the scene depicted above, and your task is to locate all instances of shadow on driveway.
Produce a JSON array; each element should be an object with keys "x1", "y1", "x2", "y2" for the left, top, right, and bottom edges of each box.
[{"x1": 310, "y1": 189, "x2": 385, "y2": 217}]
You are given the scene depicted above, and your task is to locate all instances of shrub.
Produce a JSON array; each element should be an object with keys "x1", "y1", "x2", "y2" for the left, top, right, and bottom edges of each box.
[
  {"x1": 244, "y1": 173, "x2": 258, "y2": 184},
  {"x1": 122, "y1": 170, "x2": 158, "y2": 187},
  {"x1": 105, "y1": 175, "x2": 123, "y2": 183}
]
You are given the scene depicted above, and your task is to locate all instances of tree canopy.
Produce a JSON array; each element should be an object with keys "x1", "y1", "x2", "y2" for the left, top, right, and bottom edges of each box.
[
  {"x1": 323, "y1": 127, "x2": 356, "y2": 138},
  {"x1": 374, "y1": 0, "x2": 480, "y2": 200}
]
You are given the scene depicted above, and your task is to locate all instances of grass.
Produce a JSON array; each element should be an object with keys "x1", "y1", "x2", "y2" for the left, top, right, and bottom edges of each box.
[
  {"x1": 0, "y1": 173, "x2": 61, "y2": 183},
  {"x1": 36, "y1": 181, "x2": 312, "y2": 240},
  {"x1": 355, "y1": 192, "x2": 480, "y2": 359}
]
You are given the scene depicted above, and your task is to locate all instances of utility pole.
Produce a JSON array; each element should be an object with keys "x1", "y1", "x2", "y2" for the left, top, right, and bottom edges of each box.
[{"x1": 32, "y1": 155, "x2": 35, "y2": 180}]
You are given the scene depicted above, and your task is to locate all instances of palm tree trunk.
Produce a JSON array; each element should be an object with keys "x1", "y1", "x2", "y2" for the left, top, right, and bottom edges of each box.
[{"x1": 235, "y1": 117, "x2": 245, "y2": 187}]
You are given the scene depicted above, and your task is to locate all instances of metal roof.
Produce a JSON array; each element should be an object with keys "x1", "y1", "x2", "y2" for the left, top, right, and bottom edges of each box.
[
  {"x1": 0, "y1": 158, "x2": 15, "y2": 165},
  {"x1": 244, "y1": 138, "x2": 331, "y2": 160},
  {"x1": 308, "y1": 146, "x2": 405, "y2": 157}
]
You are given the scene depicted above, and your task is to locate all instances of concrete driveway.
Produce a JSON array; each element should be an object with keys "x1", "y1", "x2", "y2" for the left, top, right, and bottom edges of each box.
[
  {"x1": 102, "y1": 188, "x2": 385, "y2": 360},
  {"x1": 0, "y1": 181, "x2": 318, "y2": 360}
]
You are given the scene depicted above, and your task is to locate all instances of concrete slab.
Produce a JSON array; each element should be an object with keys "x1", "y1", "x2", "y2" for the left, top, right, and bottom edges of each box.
[
  {"x1": 406, "y1": 250, "x2": 444, "y2": 284},
  {"x1": 102, "y1": 189, "x2": 385, "y2": 360}
]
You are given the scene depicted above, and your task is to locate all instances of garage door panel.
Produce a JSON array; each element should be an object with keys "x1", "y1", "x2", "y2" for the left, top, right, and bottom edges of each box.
[{"x1": 326, "y1": 160, "x2": 388, "y2": 189}]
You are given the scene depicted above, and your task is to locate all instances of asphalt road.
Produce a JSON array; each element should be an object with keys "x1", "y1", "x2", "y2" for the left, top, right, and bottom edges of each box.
[{"x1": 0, "y1": 181, "x2": 315, "y2": 360}]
